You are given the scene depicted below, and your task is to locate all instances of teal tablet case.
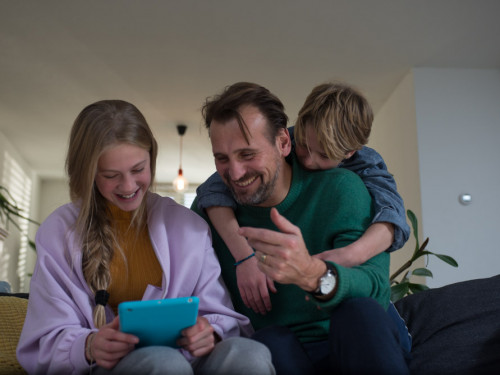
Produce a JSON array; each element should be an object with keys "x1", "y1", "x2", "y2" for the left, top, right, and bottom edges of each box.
[{"x1": 118, "y1": 296, "x2": 199, "y2": 347}]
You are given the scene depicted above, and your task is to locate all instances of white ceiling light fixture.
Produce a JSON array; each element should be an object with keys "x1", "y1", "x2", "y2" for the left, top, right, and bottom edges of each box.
[{"x1": 173, "y1": 124, "x2": 189, "y2": 192}]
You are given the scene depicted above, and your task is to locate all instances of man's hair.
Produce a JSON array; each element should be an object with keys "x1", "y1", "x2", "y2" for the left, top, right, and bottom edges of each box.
[
  {"x1": 295, "y1": 82, "x2": 373, "y2": 161},
  {"x1": 202, "y1": 82, "x2": 288, "y2": 143}
]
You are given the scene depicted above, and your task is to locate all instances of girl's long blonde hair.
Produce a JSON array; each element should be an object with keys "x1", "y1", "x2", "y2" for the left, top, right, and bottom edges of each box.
[{"x1": 65, "y1": 100, "x2": 158, "y2": 328}]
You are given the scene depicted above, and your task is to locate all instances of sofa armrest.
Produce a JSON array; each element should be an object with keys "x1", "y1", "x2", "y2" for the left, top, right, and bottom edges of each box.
[
  {"x1": 395, "y1": 274, "x2": 500, "y2": 374},
  {"x1": 0, "y1": 295, "x2": 28, "y2": 374}
]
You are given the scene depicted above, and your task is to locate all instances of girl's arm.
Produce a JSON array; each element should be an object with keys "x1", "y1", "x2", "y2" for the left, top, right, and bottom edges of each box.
[{"x1": 197, "y1": 173, "x2": 275, "y2": 314}]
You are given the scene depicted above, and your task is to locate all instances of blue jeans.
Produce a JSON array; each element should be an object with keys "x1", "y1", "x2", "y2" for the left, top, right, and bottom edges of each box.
[
  {"x1": 93, "y1": 337, "x2": 275, "y2": 375},
  {"x1": 252, "y1": 298, "x2": 411, "y2": 375}
]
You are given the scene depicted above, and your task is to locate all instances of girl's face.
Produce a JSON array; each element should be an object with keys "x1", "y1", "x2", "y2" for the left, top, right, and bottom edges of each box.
[
  {"x1": 295, "y1": 126, "x2": 342, "y2": 170},
  {"x1": 95, "y1": 143, "x2": 151, "y2": 211}
]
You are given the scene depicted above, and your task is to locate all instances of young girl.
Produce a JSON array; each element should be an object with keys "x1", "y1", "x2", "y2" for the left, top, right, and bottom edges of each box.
[
  {"x1": 195, "y1": 82, "x2": 410, "y2": 315},
  {"x1": 17, "y1": 100, "x2": 274, "y2": 375}
]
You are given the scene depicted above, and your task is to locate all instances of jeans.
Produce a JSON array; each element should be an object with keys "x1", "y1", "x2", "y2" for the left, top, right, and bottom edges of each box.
[
  {"x1": 253, "y1": 298, "x2": 410, "y2": 375},
  {"x1": 93, "y1": 336, "x2": 275, "y2": 375}
]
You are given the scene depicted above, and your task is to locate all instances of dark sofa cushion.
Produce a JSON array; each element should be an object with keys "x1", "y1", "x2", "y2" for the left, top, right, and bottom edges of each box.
[
  {"x1": 395, "y1": 274, "x2": 500, "y2": 375},
  {"x1": 0, "y1": 293, "x2": 29, "y2": 299}
]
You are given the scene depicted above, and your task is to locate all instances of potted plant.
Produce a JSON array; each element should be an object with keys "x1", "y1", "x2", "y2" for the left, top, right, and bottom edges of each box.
[
  {"x1": 0, "y1": 185, "x2": 39, "y2": 250},
  {"x1": 390, "y1": 209, "x2": 458, "y2": 301}
]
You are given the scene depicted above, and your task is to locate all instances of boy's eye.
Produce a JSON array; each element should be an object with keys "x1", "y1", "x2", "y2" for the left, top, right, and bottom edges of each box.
[{"x1": 320, "y1": 153, "x2": 330, "y2": 160}]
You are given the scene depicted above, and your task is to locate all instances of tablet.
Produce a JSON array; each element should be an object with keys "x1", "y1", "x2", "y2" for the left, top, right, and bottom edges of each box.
[{"x1": 118, "y1": 296, "x2": 199, "y2": 348}]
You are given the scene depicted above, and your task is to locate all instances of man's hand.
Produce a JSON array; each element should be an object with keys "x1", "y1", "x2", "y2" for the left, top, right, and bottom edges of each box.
[
  {"x1": 88, "y1": 316, "x2": 138, "y2": 369},
  {"x1": 236, "y1": 256, "x2": 277, "y2": 314},
  {"x1": 239, "y1": 208, "x2": 326, "y2": 292},
  {"x1": 177, "y1": 317, "x2": 217, "y2": 357}
]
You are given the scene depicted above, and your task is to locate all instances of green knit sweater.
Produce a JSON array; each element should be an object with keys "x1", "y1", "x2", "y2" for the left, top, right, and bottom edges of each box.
[{"x1": 192, "y1": 156, "x2": 390, "y2": 343}]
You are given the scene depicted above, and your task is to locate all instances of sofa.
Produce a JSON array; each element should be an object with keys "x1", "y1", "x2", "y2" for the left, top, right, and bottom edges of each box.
[
  {"x1": 1, "y1": 275, "x2": 500, "y2": 374},
  {"x1": 0, "y1": 292, "x2": 28, "y2": 374}
]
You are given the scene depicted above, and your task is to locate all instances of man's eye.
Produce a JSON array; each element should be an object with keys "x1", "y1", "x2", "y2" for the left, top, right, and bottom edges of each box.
[{"x1": 241, "y1": 153, "x2": 254, "y2": 159}]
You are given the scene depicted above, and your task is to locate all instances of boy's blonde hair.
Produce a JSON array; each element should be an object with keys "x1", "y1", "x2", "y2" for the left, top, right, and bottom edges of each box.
[{"x1": 295, "y1": 82, "x2": 373, "y2": 161}]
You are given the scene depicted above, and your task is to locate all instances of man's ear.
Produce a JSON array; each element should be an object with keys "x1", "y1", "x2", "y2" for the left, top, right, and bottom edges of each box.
[{"x1": 277, "y1": 128, "x2": 292, "y2": 157}]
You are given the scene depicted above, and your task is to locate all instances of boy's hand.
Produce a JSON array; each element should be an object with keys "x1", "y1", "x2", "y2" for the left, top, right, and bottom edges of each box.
[
  {"x1": 236, "y1": 257, "x2": 276, "y2": 315},
  {"x1": 178, "y1": 317, "x2": 216, "y2": 357}
]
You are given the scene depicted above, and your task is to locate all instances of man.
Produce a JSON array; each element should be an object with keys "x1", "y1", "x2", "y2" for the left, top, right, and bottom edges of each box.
[{"x1": 192, "y1": 82, "x2": 409, "y2": 374}]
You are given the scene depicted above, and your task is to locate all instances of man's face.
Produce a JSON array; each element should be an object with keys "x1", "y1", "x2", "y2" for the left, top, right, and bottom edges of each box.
[{"x1": 209, "y1": 105, "x2": 291, "y2": 207}]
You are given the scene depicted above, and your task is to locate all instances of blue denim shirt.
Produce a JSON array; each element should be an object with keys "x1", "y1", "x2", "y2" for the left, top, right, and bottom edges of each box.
[{"x1": 196, "y1": 129, "x2": 410, "y2": 252}]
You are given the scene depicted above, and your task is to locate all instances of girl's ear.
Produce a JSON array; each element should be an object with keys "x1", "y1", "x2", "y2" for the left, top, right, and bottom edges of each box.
[{"x1": 277, "y1": 128, "x2": 292, "y2": 157}]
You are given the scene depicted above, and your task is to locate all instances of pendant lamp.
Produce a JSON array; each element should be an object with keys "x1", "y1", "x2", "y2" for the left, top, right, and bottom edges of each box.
[{"x1": 173, "y1": 124, "x2": 189, "y2": 192}]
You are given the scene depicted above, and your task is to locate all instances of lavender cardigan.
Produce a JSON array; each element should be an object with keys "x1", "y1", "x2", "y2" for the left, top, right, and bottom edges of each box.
[{"x1": 17, "y1": 193, "x2": 251, "y2": 375}]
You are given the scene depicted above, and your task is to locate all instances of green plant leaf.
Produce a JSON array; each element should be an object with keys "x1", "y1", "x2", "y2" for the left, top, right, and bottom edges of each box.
[
  {"x1": 409, "y1": 283, "x2": 430, "y2": 294},
  {"x1": 407, "y1": 209, "x2": 419, "y2": 250},
  {"x1": 28, "y1": 239, "x2": 37, "y2": 252},
  {"x1": 434, "y1": 254, "x2": 459, "y2": 267},
  {"x1": 390, "y1": 282, "x2": 409, "y2": 302},
  {"x1": 412, "y1": 268, "x2": 433, "y2": 277}
]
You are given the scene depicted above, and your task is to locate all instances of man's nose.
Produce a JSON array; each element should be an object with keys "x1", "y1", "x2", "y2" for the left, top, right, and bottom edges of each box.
[{"x1": 228, "y1": 161, "x2": 246, "y2": 181}]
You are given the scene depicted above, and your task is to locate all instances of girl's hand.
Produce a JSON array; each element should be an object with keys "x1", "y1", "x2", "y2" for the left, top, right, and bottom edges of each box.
[
  {"x1": 177, "y1": 317, "x2": 217, "y2": 357},
  {"x1": 87, "y1": 316, "x2": 139, "y2": 369}
]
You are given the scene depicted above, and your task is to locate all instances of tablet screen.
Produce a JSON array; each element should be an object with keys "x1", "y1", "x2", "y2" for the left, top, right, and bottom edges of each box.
[{"x1": 118, "y1": 296, "x2": 199, "y2": 347}]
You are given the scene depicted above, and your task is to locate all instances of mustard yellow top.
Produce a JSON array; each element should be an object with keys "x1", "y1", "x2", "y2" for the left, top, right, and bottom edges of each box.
[{"x1": 107, "y1": 204, "x2": 162, "y2": 314}]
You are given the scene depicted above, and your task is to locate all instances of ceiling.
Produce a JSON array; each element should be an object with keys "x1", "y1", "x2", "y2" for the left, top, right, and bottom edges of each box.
[{"x1": 1, "y1": 0, "x2": 499, "y2": 184}]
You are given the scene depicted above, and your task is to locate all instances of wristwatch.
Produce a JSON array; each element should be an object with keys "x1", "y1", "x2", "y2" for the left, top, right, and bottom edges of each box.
[{"x1": 313, "y1": 261, "x2": 337, "y2": 300}]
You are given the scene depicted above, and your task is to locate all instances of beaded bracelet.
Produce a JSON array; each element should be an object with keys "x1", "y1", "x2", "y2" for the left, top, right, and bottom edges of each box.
[
  {"x1": 85, "y1": 332, "x2": 96, "y2": 365},
  {"x1": 233, "y1": 252, "x2": 255, "y2": 267}
]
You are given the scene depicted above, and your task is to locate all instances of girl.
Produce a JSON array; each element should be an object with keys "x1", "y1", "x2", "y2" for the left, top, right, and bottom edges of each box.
[{"x1": 17, "y1": 100, "x2": 274, "y2": 375}]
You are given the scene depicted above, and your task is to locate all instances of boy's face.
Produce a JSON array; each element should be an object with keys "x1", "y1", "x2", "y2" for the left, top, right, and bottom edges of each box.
[{"x1": 295, "y1": 126, "x2": 343, "y2": 170}]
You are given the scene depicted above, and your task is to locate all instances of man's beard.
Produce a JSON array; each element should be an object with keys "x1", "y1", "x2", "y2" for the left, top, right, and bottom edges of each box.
[{"x1": 226, "y1": 162, "x2": 281, "y2": 206}]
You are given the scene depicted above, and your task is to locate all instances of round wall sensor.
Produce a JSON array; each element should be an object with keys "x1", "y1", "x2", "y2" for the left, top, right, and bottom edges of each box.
[{"x1": 458, "y1": 194, "x2": 472, "y2": 205}]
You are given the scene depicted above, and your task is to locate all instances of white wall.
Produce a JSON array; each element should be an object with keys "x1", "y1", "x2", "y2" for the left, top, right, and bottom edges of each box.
[
  {"x1": 414, "y1": 68, "x2": 500, "y2": 287},
  {"x1": 369, "y1": 71, "x2": 424, "y2": 277},
  {"x1": 39, "y1": 179, "x2": 70, "y2": 222}
]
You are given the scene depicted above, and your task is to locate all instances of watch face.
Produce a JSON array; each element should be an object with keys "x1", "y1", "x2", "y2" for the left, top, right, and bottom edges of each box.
[{"x1": 320, "y1": 272, "x2": 336, "y2": 294}]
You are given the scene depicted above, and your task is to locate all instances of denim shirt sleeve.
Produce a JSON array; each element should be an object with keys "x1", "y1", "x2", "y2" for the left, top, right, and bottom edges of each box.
[
  {"x1": 339, "y1": 146, "x2": 410, "y2": 252},
  {"x1": 196, "y1": 171, "x2": 237, "y2": 210}
]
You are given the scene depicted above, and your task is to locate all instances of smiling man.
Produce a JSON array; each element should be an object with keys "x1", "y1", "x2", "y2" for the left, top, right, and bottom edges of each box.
[{"x1": 192, "y1": 82, "x2": 409, "y2": 375}]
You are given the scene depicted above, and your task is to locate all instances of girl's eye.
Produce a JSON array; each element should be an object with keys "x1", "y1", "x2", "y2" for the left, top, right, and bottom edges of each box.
[
  {"x1": 132, "y1": 168, "x2": 144, "y2": 174},
  {"x1": 103, "y1": 174, "x2": 118, "y2": 179}
]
